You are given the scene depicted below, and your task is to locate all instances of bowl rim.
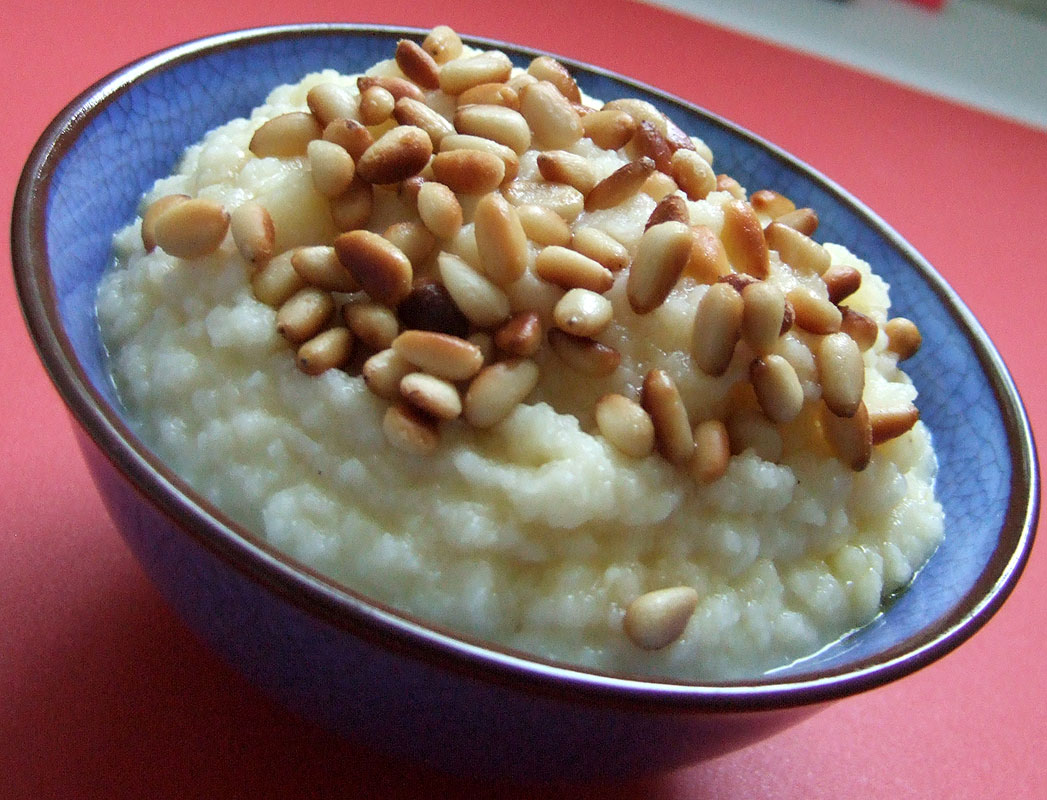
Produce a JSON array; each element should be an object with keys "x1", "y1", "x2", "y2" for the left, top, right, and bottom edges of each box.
[{"x1": 12, "y1": 22, "x2": 1039, "y2": 712}]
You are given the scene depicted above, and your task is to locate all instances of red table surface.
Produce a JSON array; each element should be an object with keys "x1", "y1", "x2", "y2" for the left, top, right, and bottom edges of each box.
[{"x1": 4, "y1": 0, "x2": 1045, "y2": 797}]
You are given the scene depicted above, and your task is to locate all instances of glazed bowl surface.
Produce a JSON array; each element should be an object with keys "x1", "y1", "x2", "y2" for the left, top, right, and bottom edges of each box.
[{"x1": 13, "y1": 24, "x2": 1037, "y2": 779}]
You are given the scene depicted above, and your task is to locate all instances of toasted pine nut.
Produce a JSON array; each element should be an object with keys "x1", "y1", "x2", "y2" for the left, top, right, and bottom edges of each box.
[
  {"x1": 682, "y1": 225, "x2": 730, "y2": 284},
  {"x1": 504, "y1": 180, "x2": 584, "y2": 221},
  {"x1": 494, "y1": 311, "x2": 543, "y2": 357},
  {"x1": 329, "y1": 176, "x2": 374, "y2": 231},
  {"x1": 548, "y1": 329, "x2": 621, "y2": 376},
  {"x1": 323, "y1": 118, "x2": 374, "y2": 161},
  {"x1": 741, "y1": 281, "x2": 786, "y2": 355},
  {"x1": 276, "y1": 287, "x2": 334, "y2": 344},
  {"x1": 473, "y1": 192, "x2": 529, "y2": 286},
  {"x1": 422, "y1": 25, "x2": 463, "y2": 64},
  {"x1": 383, "y1": 221, "x2": 436, "y2": 267},
  {"x1": 885, "y1": 317, "x2": 922, "y2": 360},
  {"x1": 400, "y1": 372, "x2": 462, "y2": 420},
  {"x1": 582, "y1": 109, "x2": 637, "y2": 151},
  {"x1": 719, "y1": 273, "x2": 759, "y2": 294},
  {"x1": 152, "y1": 197, "x2": 229, "y2": 259},
  {"x1": 726, "y1": 408, "x2": 783, "y2": 461},
  {"x1": 764, "y1": 222, "x2": 830, "y2": 275},
  {"x1": 595, "y1": 394, "x2": 655, "y2": 458},
  {"x1": 571, "y1": 226, "x2": 630, "y2": 273},
  {"x1": 715, "y1": 173, "x2": 745, "y2": 200},
  {"x1": 645, "y1": 194, "x2": 689, "y2": 229},
  {"x1": 663, "y1": 116, "x2": 700, "y2": 156},
  {"x1": 457, "y1": 82, "x2": 520, "y2": 109},
  {"x1": 786, "y1": 287, "x2": 842, "y2": 334},
  {"x1": 397, "y1": 278, "x2": 470, "y2": 338},
  {"x1": 430, "y1": 149, "x2": 506, "y2": 195},
  {"x1": 307, "y1": 139, "x2": 356, "y2": 198},
  {"x1": 358, "y1": 85, "x2": 395, "y2": 126},
  {"x1": 602, "y1": 98, "x2": 668, "y2": 138},
  {"x1": 356, "y1": 125, "x2": 433, "y2": 185},
  {"x1": 840, "y1": 307, "x2": 879, "y2": 351},
  {"x1": 870, "y1": 404, "x2": 920, "y2": 444},
  {"x1": 357, "y1": 75, "x2": 426, "y2": 104},
  {"x1": 750, "y1": 189, "x2": 796, "y2": 219},
  {"x1": 526, "y1": 56, "x2": 581, "y2": 103},
  {"x1": 822, "y1": 263, "x2": 861, "y2": 304},
  {"x1": 721, "y1": 200, "x2": 769, "y2": 279},
  {"x1": 291, "y1": 245, "x2": 358, "y2": 293},
  {"x1": 463, "y1": 359, "x2": 540, "y2": 428},
  {"x1": 334, "y1": 229, "x2": 413, "y2": 306},
  {"x1": 642, "y1": 369, "x2": 694, "y2": 465},
  {"x1": 251, "y1": 251, "x2": 306, "y2": 307},
  {"x1": 228, "y1": 201, "x2": 275, "y2": 266},
  {"x1": 142, "y1": 194, "x2": 189, "y2": 253},
  {"x1": 438, "y1": 134, "x2": 520, "y2": 183},
  {"x1": 554, "y1": 288, "x2": 613, "y2": 337},
  {"x1": 690, "y1": 419, "x2": 730, "y2": 483},
  {"x1": 671, "y1": 149, "x2": 717, "y2": 201},
  {"x1": 416, "y1": 181, "x2": 463, "y2": 240},
  {"x1": 342, "y1": 300, "x2": 399, "y2": 350},
  {"x1": 818, "y1": 332, "x2": 865, "y2": 418},
  {"x1": 821, "y1": 400, "x2": 872, "y2": 470},
  {"x1": 773, "y1": 207, "x2": 819, "y2": 236},
  {"x1": 395, "y1": 39, "x2": 441, "y2": 90},
  {"x1": 453, "y1": 104, "x2": 532, "y2": 155},
  {"x1": 585, "y1": 157, "x2": 656, "y2": 212},
  {"x1": 535, "y1": 246, "x2": 614, "y2": 293},
  {"x1": 393, "y1": 97, "x2": 455, "y2": 147},
  {"x1": 518, "y1": 81, "x2": 584, "y2": 150},
  {"x1": 627, "y1": 221, "x2": 693, "y2": 314},
  {"x1": 750, "y1": 355, "x2": 804, "y2": 423},
  {"x1": 439, "y1": 50, "x2": 513, "y2": 95},
  {"x1": 437, "y1": 251, "x2": 512, "y2": 328},
  {"x1": 515, "y1": 204, "x2": 572, "y2": 246},
  {"x1": 249, "y1": 112, "x2": 322, "y2": 158},
  {"x1": 297, "y1": 327, "x2": 353, "y2": 375},
  {"x1": 623, "y1": 587, "x2": 699, "y2": 650},
  {"x1": 642, "y1": 171, "x2": 679, "y2": 201},
  {"x1": 692, "y1": 282, "x2": 744, "y2": 376},
  {"x1": 393, "y1": 329, "x2": 484, "y2": 381},
  {"x1": 306, "y1": 83, "x2": 359, "y2": 128},
  {"x1": 536, "y1": 150, "x2": 597, "y2": 195},
  {"x1": 383, "y1": 403, "x2": 440, "y2": 456},
  {"x1": 363, "y1": 348, "x2": 414, "y2": 400},
  {"x1": 628, "y1": 121, "x2": 673, "y2": 174}
]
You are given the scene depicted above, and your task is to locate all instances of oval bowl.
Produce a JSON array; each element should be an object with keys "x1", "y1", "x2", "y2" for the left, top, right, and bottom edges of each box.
[{"x1": 12, "y1": 24, "x2": 1038, "y2": 780}]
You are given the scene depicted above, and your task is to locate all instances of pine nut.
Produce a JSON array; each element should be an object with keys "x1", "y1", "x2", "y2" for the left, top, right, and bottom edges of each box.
[
  {"x1": 356, "y1": 125, "x2": 433, "y2": 185},
  {"x1": 291, "y1": 245, "x2": 358, "y2": 293},
  {"x1": 627, "y1": 221, "x2": 693, "y2": 314},
  {"x1": 228, "y1": 201, "x2": 275, "y2": 266},
  {"x1": 595, "y1": 394, "x2": 655, "y2": 458},
  {"x1": 719, "y1": 273, "x2": 759, "y2": 294},
  {"x1": 469, "y1": 331, "x2": 495, "y2": 364},
  {"x1": 786, "y1": 287, "x2": 842, "y2": 334},
  {"x1": 818, "y1": 332, "x2": 865, "y2": 418},
  {"x1": 276, "y1": 287, "x2": 334, "y2": 344},
  {"x1": 515, "y1": 204, "x2": 572, "y2": 246},
  {"x1": 422, "y1": 25, "x2": 463, "y2": 65},
  {"x1": 358, "y1": 85, "x2": 395, "y2": 126},
  {"x1": 535, "y1": 246, "x2": 614, "y2": 293},
  {"x1": 692, "y1": 282, "x2": 744, "y2": 376},
  {"x1": 393, "y1": 97, "x2": 455, "y2": 147},
  {"x1": 251, "y1": 251, "x2": 305, "y2": 307},
  {"x1": 774, "y1": 207, "x2": 820, "y2": 236},
  {"x1": 416, "y1": 181, "x2": 463, "y2": 240},
  {"x1": 297, "y1": 327, "x2": 353, "y2": 375},
  {"x1": 458, "y1": 82, "x2": 520, "y2": 109},
  {"x1": 329, "y1": 176, "x2": 374, "y2": 231},
  {"x1": 307, "y1": 83, "x2": 359, "y2": 128},
  {"x1": 536, "y1": 150, "x2": 597, "y2": 195},
  {"x1": 397, "y1": 279, "x2": 470, "y2": 338},
  {"x1": 750, "y1": 189, "x2": 796, "y2": 219},
  {"x1": 383, "y1": 221, "x2": 436, "y2": 267},
  {"x1": 307, "y1": 139, "x2": 356, "y2": 198},
  {"x1": 681, "y1": 225, "x2": 730, "y2": 284},
  {"x1": 870, "y1": 404, "x2": 920, "y2": 444},
  {"x1": 323, "y1": 118, "x2": 373, "y2": 161},
  {"x1": 642, "y1": 171, "x2": 679, "y2": 201},
  {"x1": 383, "y1": 403, "x2": 440, "y2": 456},
  {"x1": 152, "y1": 197, "x2": 229, "y2": 259},
  {"x1": 885, "y1": 317, "x2": 922, "y2": 360},
  {"x1": 342, "y1": 300, "x2": 399, "y2": 350},
  {"x1": 821, "y1": 400, "x2": 872, "y2": 471},
  {"x1": 518, "y1": 81, "x2": 584, "y2": 150},
  {"x1": 602, "y1": 98, "x2": 669, "y2": 138},
  {"x1": 453, "y1": 104, "x2": 532, "y2": 155},
  {"x1": 249, "y1": 112, "x2": 322, "y2": 158},
  {"x1": 357, "y1": 75, "x2": 425, "y2": 104},
  {"x1": 822, "y1": 263, "x2": 861, "y2": 304},
  {"x1": 690, "y1": 419, "x2": 730, "y2": 483},
  {"x1": 840, "y1": 307, "x2": 879, "y2": 351},
  {"x1": 726, "y1": 408, "x2": 783, "y2": 462},
  {"x1": 494, "y1": 311, "x2": 543, "y2": 357},
  {"x1": 585, "y1": 157, "x2": 656, "y2": 212},
  {"x1": 750, "y1": 354, "x2": 804, "y2": 423},
  {"x1": 363, "y1": 348, "x2": 414, "y2": 400},
  {"x1": 572, "y1": 226, "x2": 630, "y2": 273},
  {"x1": 548, "y1": 329, "x2": 620, "y2": 376},
  {"x1": 741, "y1": 281, "x2": 786, "y2": 355},
  {"x1": 400, "y1": 372, "x2": 462, "y2": 420},
  {"x1": 141, "y1": 194, "x2": 189, "y2": 253},
  {"x1": 554, "y1": 288, "x2": 613, "y2": 337},
  {"x1": 671, "y1": 148, "x2": 717, "y2": 201},
  {"x1": 430, "y1": 149, "x2": 506, "y2": 195},
  {"x1": 395, "y1": 39, "x2": 441, "y2": 90},
  {"x1": 334, "y1": 229, "x2": 413, "y2": 306},
  {"x1": 721, "y1": 200, "x2": 769, "y2": 279},
  {"x1": 645, "y1": 194, "x2": 689, "y2": 229},
  {"x1": 715, "y1": 173, "x2": 745, "y2": 200},
  {"x1": 663, "y1": 116, "x2": 700, "y2": 156},
  {"x1": 582, "y1": 109, "x2": 637, "y2": 151},
  {"x1": 463, "y1": 359, "x2": 540, "y2": 428},
  {"x1": 526, "y1": 56, "x2": 581, "y2": 103},
  {"x1": 629, "y1": 121, "x2": 673, "y2": 174},
  {"x1": 765, "y1": 222, "x2": 830, "y2": 275},
  {"x1": 642, "y1": 369, "x2": 694, "y2": 465},
  {"x1": 439, "y1": 134, "x2": 520, "y2": 183},
  {"x1": 473, "y1": 192, "x2": 529, "y2": 286},
  {"x1": 504, "y1": 180, "x2": 584, "y2": 221},
  {"x1": 439, "y1": 50, "x2": 513, "y2": 95},
  {"x1": 392, "y1": 329, "x2": 484, "y2": 381},
  {"x1": 623, "y1": 586, "x2": 698, "y2": 650},
  {"x1": 437, "y1": 251, "x2": 512, "y2": 328}
]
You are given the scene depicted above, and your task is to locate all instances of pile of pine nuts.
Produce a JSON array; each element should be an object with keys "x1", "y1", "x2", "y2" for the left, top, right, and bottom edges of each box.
[{"x1": 141, "y1": 27, "x2": 925, "y2": 650}]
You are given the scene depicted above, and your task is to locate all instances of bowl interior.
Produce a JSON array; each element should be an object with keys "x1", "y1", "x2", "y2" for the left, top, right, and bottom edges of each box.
[{"x1": 22, "y1": 25, "x2": 1036, "y2": 692}]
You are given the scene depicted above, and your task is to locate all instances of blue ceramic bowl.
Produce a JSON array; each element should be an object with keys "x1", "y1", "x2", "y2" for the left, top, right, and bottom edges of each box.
[{"x1": 13, "y1": 24, "x2": 1038, "y2": 780}]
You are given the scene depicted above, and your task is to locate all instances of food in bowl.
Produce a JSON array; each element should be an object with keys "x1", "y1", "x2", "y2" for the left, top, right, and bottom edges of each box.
[{"x1": 96, "y1": 26, "x2": 943, "y2": 680}]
